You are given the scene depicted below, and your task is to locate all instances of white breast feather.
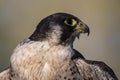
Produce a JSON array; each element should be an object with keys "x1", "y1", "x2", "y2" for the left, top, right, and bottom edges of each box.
[{"x1": 10, "y1": 38, "x2": 73, "y2": 80}]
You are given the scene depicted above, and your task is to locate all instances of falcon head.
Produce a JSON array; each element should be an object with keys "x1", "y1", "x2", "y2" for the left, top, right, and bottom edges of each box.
[{"x1": 29, "y1": 13, "x2": 90, "y2": 46}]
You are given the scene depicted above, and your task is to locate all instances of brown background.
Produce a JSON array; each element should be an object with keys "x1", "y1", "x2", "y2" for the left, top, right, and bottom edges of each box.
[{"x1": 0, "y1": 0, "x2": 120, "y2": 79}]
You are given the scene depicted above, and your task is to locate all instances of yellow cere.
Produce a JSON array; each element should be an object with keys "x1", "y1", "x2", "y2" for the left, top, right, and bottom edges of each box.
[
  {"x1": 79, "y1": 22, "x2": 85, "y2": 27},
  {"x1": 75, "y1": 22, "x2": 86, "y2": 33}
]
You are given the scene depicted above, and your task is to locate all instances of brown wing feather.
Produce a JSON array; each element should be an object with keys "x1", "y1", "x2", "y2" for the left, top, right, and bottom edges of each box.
[
  {"x1": 73, "y1": 50, "x2": 118, "y2": 80},
  {"x1": 86, "y1": 60, "x2": 118, "y2": 80}
]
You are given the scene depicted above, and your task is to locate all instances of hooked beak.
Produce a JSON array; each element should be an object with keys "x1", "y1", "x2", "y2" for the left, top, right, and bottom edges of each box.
[{"x1": 74, "y1": 22, "x2": 90, "y2": 38}]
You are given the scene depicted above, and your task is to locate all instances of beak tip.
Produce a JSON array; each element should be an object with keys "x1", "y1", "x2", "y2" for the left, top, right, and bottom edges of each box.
[
  {"x1": 85, "y1": 25, "x2": 90, "y2": 36},
  {"x1": 87, "y1": 29, "x2": 90, "y2": 36}
]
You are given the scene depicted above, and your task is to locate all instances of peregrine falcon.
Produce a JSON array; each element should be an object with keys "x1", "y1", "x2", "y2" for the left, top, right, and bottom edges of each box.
[{"x1": 0, "y1": 13, "x2": 118, "y2": 80}]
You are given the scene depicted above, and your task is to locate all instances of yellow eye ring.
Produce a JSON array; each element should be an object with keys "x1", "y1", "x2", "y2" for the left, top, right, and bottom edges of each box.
[{"x1": 64, "y1": 18, "x2": 77, "y2": 27}]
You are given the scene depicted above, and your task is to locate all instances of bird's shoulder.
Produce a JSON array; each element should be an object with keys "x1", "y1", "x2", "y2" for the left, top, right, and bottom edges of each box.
[
  {"x1": 85, "y1": 60, "x2": 118, "y2": 80},
  {"x1": 72, "y1": 49, "x2": 85, "y2": 60},
  {"x1": 0, "y1": 68, "x2": 10, "y2": 80},
  {"x1": 72, "y1": 51, "x2": 118, "y2": 80}
]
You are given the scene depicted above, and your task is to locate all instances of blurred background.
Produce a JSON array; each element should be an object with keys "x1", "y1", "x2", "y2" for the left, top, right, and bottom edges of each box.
[{"x1": 0, "y1": 0, "x2": 120, "y2": 79}]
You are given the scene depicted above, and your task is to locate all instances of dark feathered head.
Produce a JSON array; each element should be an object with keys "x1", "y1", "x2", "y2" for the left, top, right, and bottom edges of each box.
[{"x1": 29, "y1": 13, "x2": 90, "y2": 46}]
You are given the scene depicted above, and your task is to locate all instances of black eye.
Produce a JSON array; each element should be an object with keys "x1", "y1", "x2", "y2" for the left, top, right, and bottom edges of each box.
[
  {"x1": 64, "y1": 18, "x2": 77, "y2": 26},
  {"x1": 66, "y1": 18, "x2": 73, "y2": 25}
]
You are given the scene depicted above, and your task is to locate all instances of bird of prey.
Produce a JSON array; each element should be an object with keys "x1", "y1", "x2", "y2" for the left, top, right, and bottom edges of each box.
[{"x1": 0, "y1": 13, "x2": 118, "y2": 80}]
